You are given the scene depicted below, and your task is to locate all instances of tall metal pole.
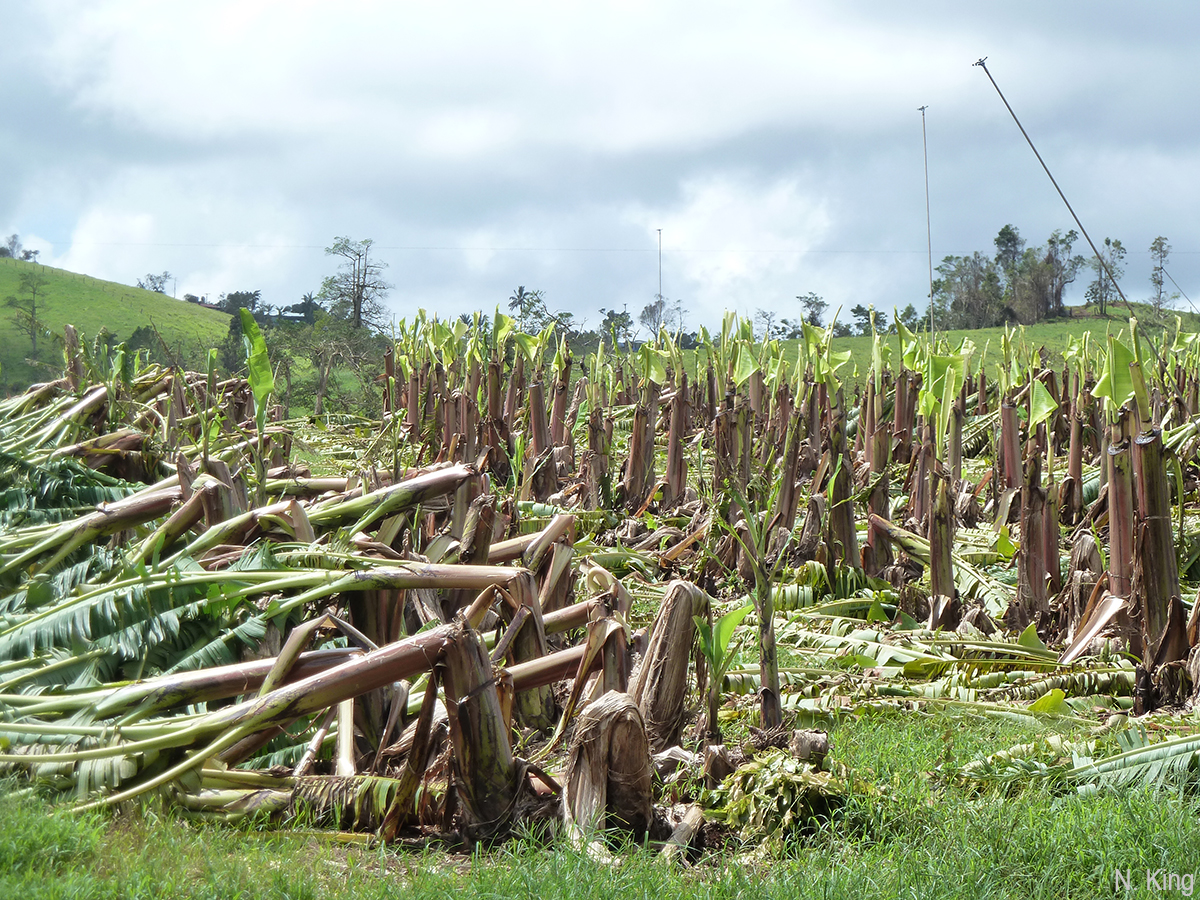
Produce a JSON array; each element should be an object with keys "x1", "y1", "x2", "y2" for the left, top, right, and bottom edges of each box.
[
  {"x1": 920, "y1": 106, "x2": 934, "y2": 333},
  {"x1": 657, "y1": 228, "x2": 663, "y2": 301},
  {"x1": 973, "y1": 57, "x2": 1129, "y2": 309}
]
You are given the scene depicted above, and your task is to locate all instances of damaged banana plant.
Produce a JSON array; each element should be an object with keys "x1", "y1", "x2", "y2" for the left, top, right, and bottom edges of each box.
[{"x1": 4, "y1": 308, "x2": 1200, "y2": 860}]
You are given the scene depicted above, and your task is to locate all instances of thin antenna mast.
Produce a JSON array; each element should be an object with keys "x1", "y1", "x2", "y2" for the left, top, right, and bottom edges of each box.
[
  {"x1": 973, "y1": 57, "x2": 1129, "y2": 309},
  {"x1": 919, "y1": 105, "x2": 934, "y2": 332},
  {"x1": 657, "y1": 228, "x2": 663, "y2": 301}
]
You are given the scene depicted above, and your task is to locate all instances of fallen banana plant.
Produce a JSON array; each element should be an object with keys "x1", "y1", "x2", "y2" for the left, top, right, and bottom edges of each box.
[{"x1": 4, "y1": 311, "x2": 1200, "y2": 861}]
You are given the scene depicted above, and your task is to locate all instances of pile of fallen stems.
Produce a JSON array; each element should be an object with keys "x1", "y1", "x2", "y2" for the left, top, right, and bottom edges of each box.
[{"x1": 3, "y1": 312, "x2": 1200, "y2": 857}]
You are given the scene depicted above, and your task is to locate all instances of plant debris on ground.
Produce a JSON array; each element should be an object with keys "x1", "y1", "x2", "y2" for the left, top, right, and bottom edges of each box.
[{"x1": 2, "y1": 312, "x2": 1200, "y2": 893}]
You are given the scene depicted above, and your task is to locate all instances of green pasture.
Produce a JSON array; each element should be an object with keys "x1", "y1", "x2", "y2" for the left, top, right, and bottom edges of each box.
[{"x1": 0, "y1": 257, "x2": 229, "y2": 392}]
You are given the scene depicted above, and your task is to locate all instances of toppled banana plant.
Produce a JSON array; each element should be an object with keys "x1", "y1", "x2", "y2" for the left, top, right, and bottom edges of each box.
[{"x1": 6, "y1": 310, "x2": 1200, "y2": 860}]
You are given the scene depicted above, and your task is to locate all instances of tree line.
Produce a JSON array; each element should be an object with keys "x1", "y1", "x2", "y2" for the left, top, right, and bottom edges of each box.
[
  {"x1": 3, "y1": 224, "x2": 1186, "y2": 400},
  {"x1": 929, "y1": 225, "x2": 1181, "y2": 330}
]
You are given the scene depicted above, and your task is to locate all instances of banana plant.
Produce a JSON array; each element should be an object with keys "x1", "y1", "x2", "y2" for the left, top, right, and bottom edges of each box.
[
  {"x1": 240, "y1": 309, "x2": 275, "y2": 505},
  {"x1": 719, "y1": 481, "x2": 790, "y2": 729},
  {"x1": 694, "y1": 601, "x2": 753, "y2": 743}
]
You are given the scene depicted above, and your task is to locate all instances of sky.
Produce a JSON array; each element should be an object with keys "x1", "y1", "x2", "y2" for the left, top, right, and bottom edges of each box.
[{"x1": 3, "y1": 1, "x2": 1199, "y2": 335}]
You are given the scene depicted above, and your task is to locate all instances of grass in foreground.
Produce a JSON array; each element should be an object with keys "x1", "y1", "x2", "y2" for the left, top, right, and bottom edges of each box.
[{"x1": 4, "y1": 708, "x2": 1198, "y2": 899}]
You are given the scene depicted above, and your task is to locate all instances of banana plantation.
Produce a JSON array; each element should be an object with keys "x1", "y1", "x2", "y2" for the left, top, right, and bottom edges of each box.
[{"x1": 4, "y1": 308, "x2": 1200, "y2": 857}]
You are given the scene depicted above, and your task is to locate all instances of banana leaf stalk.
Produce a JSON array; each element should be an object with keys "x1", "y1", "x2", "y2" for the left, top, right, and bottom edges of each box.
[
  {"x1": 0, "y1": 484, "x2": 182, "y2": 579},
  {"x1": 441, "y1": 621, "x2": 517, "y2": 837},
  {"x1": 377, "y1": 666, "x2": 440, "y2": 837},
  {"x1": 307, "y1": 461, "x2": 476, "y2": 533},
  {"x1": 868, "y1": 514, "x2": 1010, "y2": 617},
  {"x1": 999, "y1": 399, "x2": 1022, "y2": 490},
  {"x1": 1131, "y1": 425, "x2": 1186, "y2": 673},
  {"x1": 826, "y1": 389, "x2": 859, "y2": 570},
  {"x1": 505, "y1": 637, "x2": 603, "y2": 693},
  {"x1": 92, "y1": 647, "x2": 360, "y2": 722},
  {"x1": 663, "y1": 374, "x2": 688, "y2": 508},
  {"x1": 498, "y1": 572, "x2": 556, "y2": 731},
  {"x1": 630, "y1": 580, "x2": 704, "y2": 752},
  {"x1": 1, "y1": 621, "x2": 461, "y2": 810},
  {"x1": 864, "y1": 377, "x2": 893, "y2": 575},
  {"x1": 0, "y1": 558, "x2": 537, "y2": 691},
  {"x1": 1107, "y1": 415, "x2": 1135, "y2": 624},
  {"x1": 620, "y1": 379, "x2": 660, "y2": 511},
  {"x1": 1015, "y1": 444, "x2": 1048, "y2": 629},
  {"x1": 0, "y1": 378, "x2": 68, "y2": 422},
  {"x1": 928, "y1": 469, "x2": 956, "y2": 628},
  {"x1": 126, "y1": 476, "x2": 224, "y2": 565},
  {"x1": 13, "y1": 384, "x2": 109, "y2": 452}
]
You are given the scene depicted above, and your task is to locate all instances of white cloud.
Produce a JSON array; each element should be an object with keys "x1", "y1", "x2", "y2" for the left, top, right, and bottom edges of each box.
[
  {"x1": 3, "y1": 1, "x2": 1197, "y2": 331},
  {"x1": 624, "y1": 174, "x2": 832, "y2": 321}
]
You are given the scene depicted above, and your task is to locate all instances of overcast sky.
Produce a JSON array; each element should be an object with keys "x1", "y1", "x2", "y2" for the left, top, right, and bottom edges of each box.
[{"x1": 3, "y1": 1, "x2": 1198, "y2": 334}]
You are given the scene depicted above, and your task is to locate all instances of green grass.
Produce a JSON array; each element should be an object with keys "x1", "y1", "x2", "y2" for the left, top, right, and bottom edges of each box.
[
  {"x1": 6, "y1": 709, "x2": 1199, "y2": 898},
  {"x1": 825, "y1": 303, "x2": 1200, "y2": 382},
  {"x1": 0, "y1": 257, "x2": 230, "y2": 393},
  {"x1": 675, "y1": 303, "x2": 1200, "y2": 390}
]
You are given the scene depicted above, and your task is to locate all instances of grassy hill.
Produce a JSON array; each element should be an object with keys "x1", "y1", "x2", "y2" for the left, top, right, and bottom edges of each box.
[
  {"x1": 4, "y1": 253, "x2": 1194, "y2": 398},
  {"x1": 0, "y1": 257, "x2": 230, "y2": 393},
  {"x1": 819, "y1": 303, "x2": 1200, "y2": 385},
  {"x1": 671, "y1": 304, "x2": 1200, "y2": 391}
]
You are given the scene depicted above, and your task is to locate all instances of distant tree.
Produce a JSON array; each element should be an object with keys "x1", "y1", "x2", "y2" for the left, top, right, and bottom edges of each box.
[
  {"x1": 20, "y1": 249, "x2": 39, "y2": 262},
  {"x1": 1, "y1": 234, "x2": 21, "y2": 259},
  {"x1": 998, "y1": 227, "x2": 1083, "y2": 324},
  {"x1": 753, "y1": 308, "x2": 778, "y2": 341},
  {"x1": 137, "y1": 271, "x2": 172, "y2": 294},
  {"x1": 797, "y1": 292, "x2": 828, "y2": 327},
  {"x1": 183, "y1": 293, "x2": 202, "y2": 304},
  {"x1": 994, "y1": 224, "x2": 1032, "y2": 321},
  {"x1": 598, "y1": 306, "x2": 634, "y2": 348},
  {"x1": 218, "y1": 290, "x2": 262, "y2": 314},
  {"x1": 1084, "y1": 237, "x2": 1126, "y2": 318},
  {"x1": 322, "y1": 237, "x2": 391, "y2": 329},
  {"x1": 304, "y1": 311, "x2": 386, "y2": 416},
  {"x1": 932, "y1": 252, "x2": 1005, "y2": 330},
  {"x1": 831, "y1": 321, "x2": 852, "y2": 338},
  {"x1": 847, "y1": 304, "x2": 888, "y2": 336},
  {"x1": 126, "y1": 325, "x2": 174, "y2": 367},
  {"x1": 1149, "y1": 236, "x2": 1178, "y2": 319},
  {"x1": 549, "y1": 309, "x2": 579, "y2": 341},
  {"x1": 508, "y1": 285, "x2": 548, "y2": 331},
  {"x1": 993, "y1": 224, "x2": 1026, "y2": 279},
  {"x1": 284, "y1": 292, "x2": 321, "y2": 324},
  {"x1": 639, "y1": 297, "x2": 667, "y2": 337},
  {"x1": 849, "y1": 304, "x2": 873, "y2": 336},
  {"x1": 896, "y1": 303, "x2": 922, "y2": 333},
  {"x1": 669, "y1": 297, "x2": 687, "y2": 333},
  {"x1": 779, "y1": 317, "x2": 804, "y2": 339},
  {"x1": 1041, "y1": 229, "x2": 1084, "y2": 319},
  {"x1": 5, "y1": 268, "x2": 50, "y2": 357}
]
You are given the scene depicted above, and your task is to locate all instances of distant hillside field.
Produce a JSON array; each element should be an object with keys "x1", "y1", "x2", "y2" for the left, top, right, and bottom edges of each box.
[
  {"x1": 822, "y1": 303, "x2": 1200, "y2": 384},
  {"x1": 675, "y1": 304, "x2": 1200, "y2": 390},
  {"x1": 0, "y1": 258, "x2": 230, "y2": 392}
]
